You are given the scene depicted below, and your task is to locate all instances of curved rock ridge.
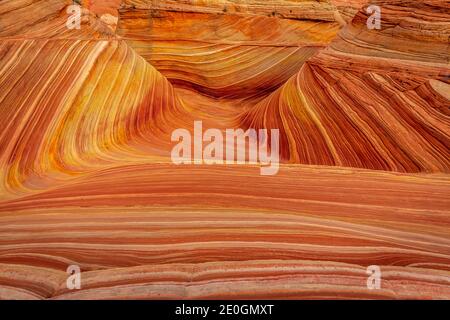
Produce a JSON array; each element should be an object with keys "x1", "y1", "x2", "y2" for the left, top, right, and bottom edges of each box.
[
  {"x1": 117, "y1": 2, "x2": 341, "y2": 99},
  {"x1": 239, "y1": 0, "x2": 450, "y2": 172},
  {"x1": 0, "y1": 0, "x2": 449, "y2": 300},
  {"x1": 0, "y1": 165, "x2": 449, "y2": 299},
  {"x1": 0, "y1": 37, "x2": 195, "y2": 197},
  {"x1": 0, "y1": 0, "x2": 119, "y2": 38}
]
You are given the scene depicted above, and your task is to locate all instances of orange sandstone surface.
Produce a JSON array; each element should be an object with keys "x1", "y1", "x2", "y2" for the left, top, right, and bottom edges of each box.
[{"x1": 0, "y1": 0, "x2": 449, "y2": 299}]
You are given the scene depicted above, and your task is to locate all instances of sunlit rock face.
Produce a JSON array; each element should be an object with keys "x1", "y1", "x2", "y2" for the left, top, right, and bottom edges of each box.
[
  {"x1": 117, "y1": 0, "x2": 341, "y2": 99},
  {"x1": 0, "y1": 0, "x2": 449, "y2": 300},
  {"x1": 239, "y1": 0, "x2": 450, "y2": 171}
]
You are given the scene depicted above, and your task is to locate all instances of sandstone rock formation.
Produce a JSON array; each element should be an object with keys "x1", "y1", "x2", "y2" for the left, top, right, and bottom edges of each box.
[{"x1": 0, "y1": 0, "x2": 449, "y2": 299}]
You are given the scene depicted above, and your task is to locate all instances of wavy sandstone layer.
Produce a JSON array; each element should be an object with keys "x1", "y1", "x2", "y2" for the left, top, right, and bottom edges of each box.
[
  {"x1": 239, "y1": 0, "x2": 450, "y2": 171},
  {"x1": 0, "y1": 0, "x2": 449, "y2": 300}
]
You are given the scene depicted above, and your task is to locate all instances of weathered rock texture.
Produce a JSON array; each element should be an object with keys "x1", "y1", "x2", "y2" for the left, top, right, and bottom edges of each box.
[{"x1": 0, "y1": 0, "x2": 449, "y2": 299}]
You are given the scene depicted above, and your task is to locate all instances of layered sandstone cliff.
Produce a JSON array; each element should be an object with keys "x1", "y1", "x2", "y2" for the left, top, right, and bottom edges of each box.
[{"x1": 0, "y1": 0, "x2": 449, "y2": 300}]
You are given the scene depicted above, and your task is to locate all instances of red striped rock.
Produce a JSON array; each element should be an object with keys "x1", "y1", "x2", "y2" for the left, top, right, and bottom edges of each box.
[{"x1": 0, "y1": 0, "x2": 448, "y2": 300}]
